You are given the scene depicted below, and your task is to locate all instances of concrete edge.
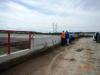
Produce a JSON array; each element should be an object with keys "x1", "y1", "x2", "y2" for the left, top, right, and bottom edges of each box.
[{"x1": 0, "y1": 44, "x2": 60, "y2": 73}]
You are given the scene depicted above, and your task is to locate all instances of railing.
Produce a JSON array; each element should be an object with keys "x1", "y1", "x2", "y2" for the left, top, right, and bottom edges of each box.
[
  {"x1": 0, "y1": 30, "x2": 61, "y2": 55},
  {"x1": 0, "y1": 30, "x2": 34, "y2": 55}
]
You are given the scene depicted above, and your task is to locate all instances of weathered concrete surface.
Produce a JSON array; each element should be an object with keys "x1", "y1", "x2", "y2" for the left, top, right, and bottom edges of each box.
[
  {"x1": 0, "y1": 38, "x2": 100, "y2": 75},
  {"x1": 0, "y1": 46, "x2": 65, "y2": 75},
  {"x1": 49, "y1": 38, "x2": 100, "y2": 75}
]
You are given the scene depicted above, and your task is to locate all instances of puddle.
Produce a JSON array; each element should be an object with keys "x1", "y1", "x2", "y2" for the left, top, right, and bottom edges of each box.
[
  {"x1": 76, "y1": 48, "x2": 84, "y2": 52},
  {"x1": 69, "y1": 58, "x2": 76, "y2": 61},
  {"x1": 91, "y1": 58, "x2": 96, "y2": 60},
  {"x1": 64, "y1": 58, "x2": 76, "y2": 62},
  {"x1": 89, "y1": 52, "x2": 94, "y2": 54},
  {"x1": 87, "y1": 49, "x2": 91, "y2": 50}
]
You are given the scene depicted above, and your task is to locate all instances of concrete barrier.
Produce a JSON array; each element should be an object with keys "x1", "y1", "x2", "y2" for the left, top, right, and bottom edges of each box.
[
  {"x1": 0, "y1": 34, "x2": 61, "y2": 72},
  {"x1": 31, "y1": 35, "x2": 61, "y2": 52}
]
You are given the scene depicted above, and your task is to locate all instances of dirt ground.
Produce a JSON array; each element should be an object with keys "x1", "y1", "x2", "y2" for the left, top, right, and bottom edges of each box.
[{"x1": 0, "y1": 38, "x2": 100, "y2": 75}]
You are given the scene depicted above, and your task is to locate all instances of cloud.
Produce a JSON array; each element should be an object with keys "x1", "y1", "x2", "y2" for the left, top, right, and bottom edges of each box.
[
  {"x1": 0, "y1": 0, "x2": 100, "y2": 32},
  {"x1": 15, "y1": 0, "x2": 100, "y2": 16},
  {"x1": 79, "y1": 0, "x2": 100, "y2": 11}
]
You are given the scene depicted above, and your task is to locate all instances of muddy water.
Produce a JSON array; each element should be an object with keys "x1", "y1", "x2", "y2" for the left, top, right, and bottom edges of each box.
[{"x1": 0, "y1": 38, "x2": 100, "y2": 75}]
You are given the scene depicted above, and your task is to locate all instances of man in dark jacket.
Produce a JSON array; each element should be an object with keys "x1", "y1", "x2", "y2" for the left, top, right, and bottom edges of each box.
[{"x1": 95, "y1": 32, "x2": 100, "y2": 42}]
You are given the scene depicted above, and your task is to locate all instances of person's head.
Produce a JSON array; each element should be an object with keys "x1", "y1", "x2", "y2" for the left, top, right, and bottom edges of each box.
[
  {"x1": 62, "y1": 31, "x2": 64, "y2": 32},
  {"x1": 66, "y1": 30, "x2": 68, "y2": 33}
]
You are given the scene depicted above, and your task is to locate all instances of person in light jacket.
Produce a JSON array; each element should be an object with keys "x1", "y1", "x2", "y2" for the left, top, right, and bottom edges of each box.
[{"x1": 61, "y1": 31, "x2": 65, "y2": 46}]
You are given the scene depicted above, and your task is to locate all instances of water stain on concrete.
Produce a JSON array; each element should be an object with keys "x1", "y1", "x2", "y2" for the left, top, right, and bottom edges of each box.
[
  {"x1": 76, "y1": 48, "x2": 84, "y2": 52},
  {"x1": 64, "y1": 58, "x2": 76, "y2": 62}
]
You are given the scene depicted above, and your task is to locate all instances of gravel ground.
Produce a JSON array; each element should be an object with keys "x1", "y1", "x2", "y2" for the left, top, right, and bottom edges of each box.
[{"x1": 0, "y1": 38, "x2": 100, "y2": 75}]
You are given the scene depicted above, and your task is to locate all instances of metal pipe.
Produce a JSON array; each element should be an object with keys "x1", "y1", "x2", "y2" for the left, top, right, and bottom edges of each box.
[
  {"x1": 29, "y1": 32, "x2": 32, "y2": 49},
  {"x1": 8, "y1": 31, "x2": 11, "y2": 54}
]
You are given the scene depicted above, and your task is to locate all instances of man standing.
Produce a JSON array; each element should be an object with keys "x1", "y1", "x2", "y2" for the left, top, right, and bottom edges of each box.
[
  {"x1": 61, "y1": 31, "x2": 65, "y2": 46},
  {"x1": 70, "y1": 32, "x2": 75, "y2": 43},
  {"x1": 65, "y1": 31, "x2": 69, "y2": 45},
  {"x1": 95, "y1": 32, "x2": 100, "y2": 42}
]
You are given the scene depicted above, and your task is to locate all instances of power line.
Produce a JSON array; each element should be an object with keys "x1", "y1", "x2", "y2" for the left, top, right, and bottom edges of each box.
[{"x1": 52, "y1": 23, "x2": 58, "y2": 33}]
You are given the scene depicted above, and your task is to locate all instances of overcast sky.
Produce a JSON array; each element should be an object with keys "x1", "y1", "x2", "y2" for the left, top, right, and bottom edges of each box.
[{"x1": 0, "y1": 0, "x2": 100, "y2": 32}]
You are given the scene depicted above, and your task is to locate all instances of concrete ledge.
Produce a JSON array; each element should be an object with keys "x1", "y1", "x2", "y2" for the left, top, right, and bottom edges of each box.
[{"x1": 0, "y1": 44, "x2": 60, "y2": 73}]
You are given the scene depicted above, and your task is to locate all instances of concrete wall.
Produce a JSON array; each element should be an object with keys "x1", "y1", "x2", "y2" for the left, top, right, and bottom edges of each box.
[
  {"x1": 31, "y1": 35, "x2": 60, "y2": 52},
  {"x1": 0, "y1": 35, "x2": 61, "y2": 64}
]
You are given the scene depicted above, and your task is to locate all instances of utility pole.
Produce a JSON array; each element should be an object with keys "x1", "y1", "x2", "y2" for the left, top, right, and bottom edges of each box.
[
  {"x1": 52, "y1": 23, "x2": 58, "y2": 33},
  {"x1": 55, "y1": 23, "x2": 58, "y2": 33},
  {"x1": 53, "y1": 23, "x2": 54, "y2": 33}
]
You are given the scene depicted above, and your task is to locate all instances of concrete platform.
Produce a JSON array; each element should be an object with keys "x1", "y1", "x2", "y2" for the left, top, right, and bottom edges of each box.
[{"x1": 0, "y1": 38, "x2": 100, "y2": 75}]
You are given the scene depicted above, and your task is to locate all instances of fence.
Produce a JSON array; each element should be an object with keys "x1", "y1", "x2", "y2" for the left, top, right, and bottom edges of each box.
[
  {"x1": 0, "y1": 30, "x2": 61, "y2": 55},
  {"x1": 0, "y1": 30, "x2": 32, "y2": 55}
]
